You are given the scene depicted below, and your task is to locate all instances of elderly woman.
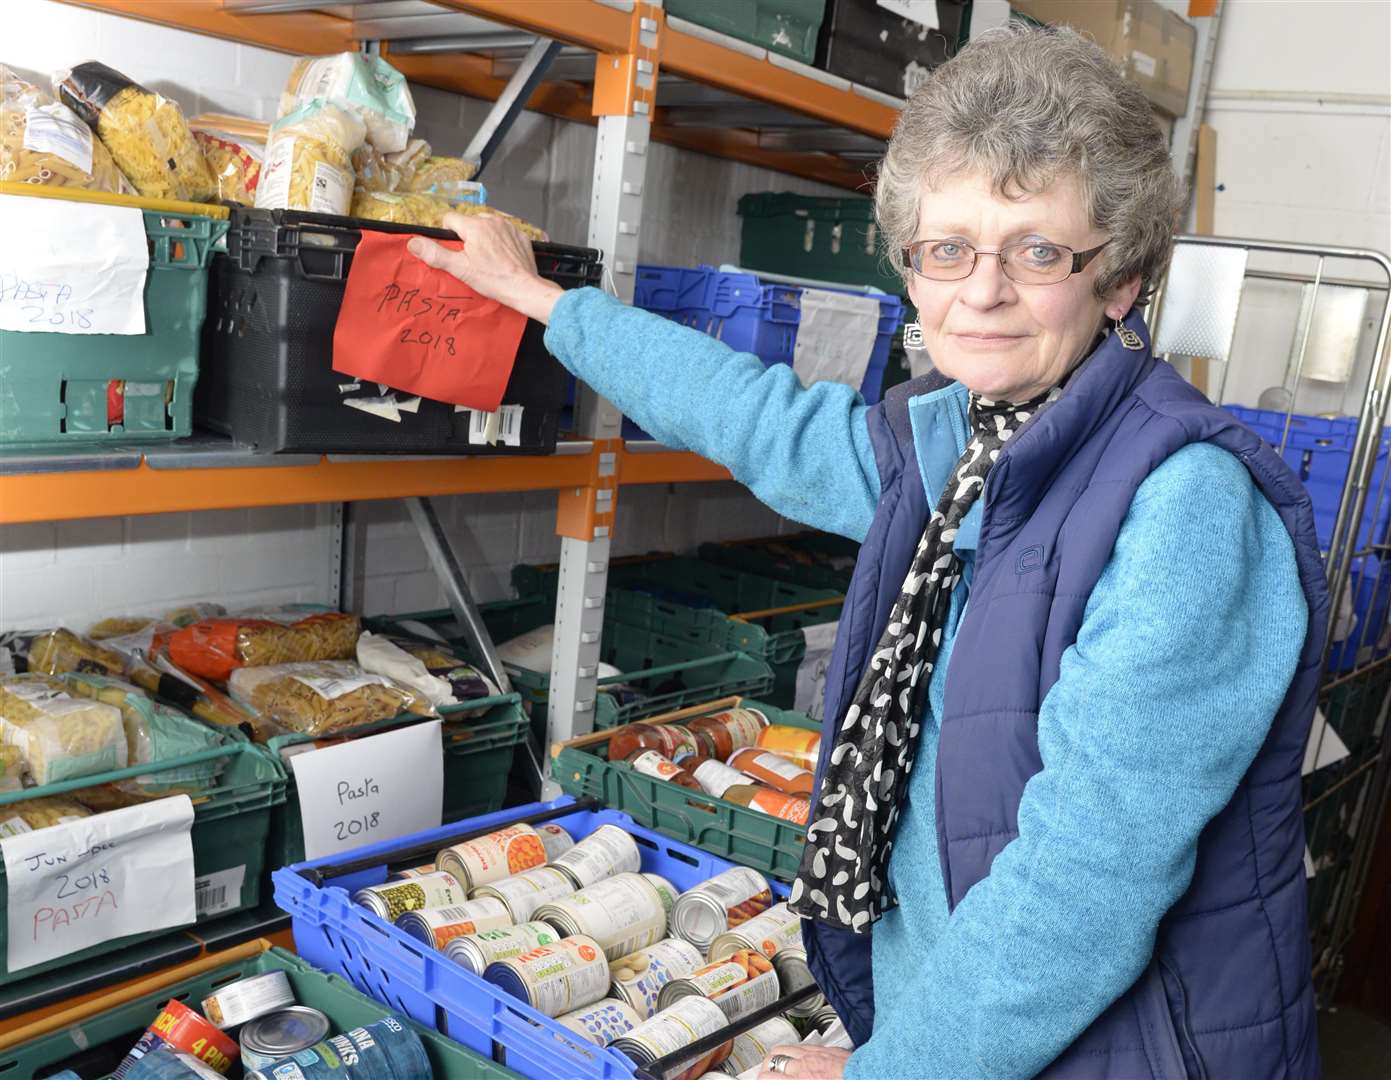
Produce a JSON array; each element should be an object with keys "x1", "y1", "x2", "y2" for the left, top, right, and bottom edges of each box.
[{"x1": 412, "y1": 25, "x2": 1327, "y2": 1080}]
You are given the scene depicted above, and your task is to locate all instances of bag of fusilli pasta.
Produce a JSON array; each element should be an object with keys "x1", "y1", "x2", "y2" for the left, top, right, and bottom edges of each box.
[
  {"x1": 228, "y1": 660, "x2": 433, "y2": 737},
  {"x1": 167, "y1": 611, "x2": 361, "y2": 682},
  {"x1": 55, "y1": 61, "x2": 215, "y2": 202},
  {"x1": 1, "y1": 65, "x2": 133, "y2": 193},
  {"x1": 255, "y1": 101, "x2": 362, "y2": 215}
]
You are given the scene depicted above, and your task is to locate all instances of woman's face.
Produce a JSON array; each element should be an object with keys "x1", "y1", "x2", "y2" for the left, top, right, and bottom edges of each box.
[{"x1": 906, "y1": 171, "x2": 1141, "y2": 402}]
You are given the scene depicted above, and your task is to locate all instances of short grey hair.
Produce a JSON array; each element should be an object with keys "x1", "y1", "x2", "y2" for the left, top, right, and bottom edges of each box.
[{"x1": 876, "y1": 23, "x2": 1183, "y2": 306}]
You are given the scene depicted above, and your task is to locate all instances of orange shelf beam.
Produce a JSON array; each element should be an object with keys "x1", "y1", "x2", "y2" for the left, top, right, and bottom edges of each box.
[
  {"x1": 619, "y1": 449, "x2": 731, "y2": 486},
  {"x1": 57, "y1": 0, "x2": 354, "y2": 55},
  {"x1": 424, "y1": 0, "x2": 632, "y2": 54}
]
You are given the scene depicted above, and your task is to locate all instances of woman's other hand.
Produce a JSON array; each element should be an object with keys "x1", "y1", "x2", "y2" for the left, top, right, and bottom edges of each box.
[
  {"x1": 407, "y1": 211, "x2": 564, "y2": 325},
  {"x1": 757, "y1": 1045, "x2": 850, "y2": 1079}
]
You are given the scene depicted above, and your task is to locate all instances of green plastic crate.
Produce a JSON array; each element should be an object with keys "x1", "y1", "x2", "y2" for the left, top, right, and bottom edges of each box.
[
  {"x1": 0, "y1": 741, "x2": 284, "y2": 986},
  {"x1": 698, "y1": 532, "x2": 859, "y2": 593},
  {"x1": 515, "y1": 558, "x2": 843, "y2": 709},
  {"x1": 737, "y1": 191, "x2": 905, "y2": 297},
  {"x1": 666, "y1": 0, "x2": 826, "y2": 63},
  {"x1": 0, "y1": 188, "x2": 227, "y2": 446},
  {"x1": 265, "y1": 695, "x2": 531, "y2": 870},
  {"x1": 554, "y1": 700, "x2": 819, "y2": 880},
  {"x1": 0, "y1": 945, "x2": 517, "y2": 1079}
]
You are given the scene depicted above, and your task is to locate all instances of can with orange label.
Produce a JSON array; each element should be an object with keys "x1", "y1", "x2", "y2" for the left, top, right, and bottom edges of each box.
[
  {"x1": 727, "y1": 748, "x2": 814, "y2": 796},
  {"x1": 755, "y1": 724, "x2": 821, "y2": 771},
  {"x1": 436, "y1": 823, "x2": 551, "y2": 890},
  {"x1": 113, "y1": 999, "x2": 239, "y2": 1078},
  {"x1": 396, "y1": 897, "x2": 512, "y2": 949}
]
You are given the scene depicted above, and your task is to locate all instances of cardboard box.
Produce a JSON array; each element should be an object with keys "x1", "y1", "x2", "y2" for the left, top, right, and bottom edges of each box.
[{"x1": 1011, "y1": 0, "x2": 1196, "y2": 115}]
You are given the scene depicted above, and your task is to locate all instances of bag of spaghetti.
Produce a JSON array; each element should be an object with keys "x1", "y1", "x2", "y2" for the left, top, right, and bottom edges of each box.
[
  {"x1": 0, "y1": 64, "x2": 133, "y2": 194},
  {"x1": 256, "y1": 101, "x2": 362, "y2": 215},
  {"x1": 0, "y1": 674, "x2": 128, "y2": 785},
  {"x1": 228, "y1": 660, "x2": 433, "y2": 737},
  {"x1": 0, "y1": 796, "x2": 93, "y2": 838},
  {"x1": 55, "y1": 61, "x2": 214, "y2": 201},
  {"x1": 167, "y1": 610, "x2": 361, "y2": 683},
  {"x1": 62, "y1": 672, "x2": 226, "y2": 797},
  {"x1": 188, "y1": 120, "x2": 264, "y2": 205},
  {"x1": 280, "y1": 51, "x2": 415, "y2": 153}
]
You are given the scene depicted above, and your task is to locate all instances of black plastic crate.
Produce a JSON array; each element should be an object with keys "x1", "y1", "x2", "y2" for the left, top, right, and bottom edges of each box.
[
  {"x1": 815, "y1": 0, "x2": 971, "y2": 99},
  {"x1": 197, "y1": 207, "x2": 601, "y2": 455}
]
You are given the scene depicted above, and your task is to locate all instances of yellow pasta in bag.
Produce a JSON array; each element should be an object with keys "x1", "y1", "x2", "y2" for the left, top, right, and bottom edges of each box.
[
  {"x1": 0, "y1": 796, "x2": 93, "y2": 837},
  {"x1": 228, "y1": 660, "x2": 434, "y2": 737},
  {"x1": 350, "y1": 189, "x2": 451, "y2": 228},
  {"x1": 256, "y1": 101, "x2": 363, "y2": 216},
  {"x1": 1, "y1": 64, "x2": 133, "y2": 193},
  {"x1": 55, "y1": 62, "x2": 215, "y2": 202},
  {"x1": 0, "y1": 674, "x2": 128, "y2": 786}
]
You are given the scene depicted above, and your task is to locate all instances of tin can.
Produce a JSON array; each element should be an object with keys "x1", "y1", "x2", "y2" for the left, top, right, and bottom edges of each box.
[
  {"x1": 238, "y1": 1007, "x2": 331, "y2": 1071},
  {"x1": 201, "y1": 969, "x2": 295, "y2": 1028},
  {"x1": 113, "y1": 999, "x2": 238, "y2": 1078},
  {"x1": 756, "y1": 724, "x2": 821, "y2": 771},
  {"x1": 771, "y1": 948, "x2": 825, "y2": 1020},
  {"x1": 671, "y1": 867, "x2": 774, "y2": 953},
  {"x1": 243, "y1": 1014, "x2": 430, "y2": 1079},
  {"x1": 692, "y1": 759, "x2": 749, "y2": 799},
  {"x1": 549, "y1": 823, "x2": 642, "y2": 889},
  {"x1": 470, "y1": 865, "x2": 574, "y2": 923},
  {"x1": 807, "y1": 1002, "x2": 842, "y2": 1036},
  {"x1": 611, "y1": 996, "x2": 732, "y2": 1080},
  {"x1": 534, "y1": 872, "x2": 668, "y2": 961},
  {"x1": 444, "y1": 920, "x2": 559, "y2": 975},
  {"x1": 436, "y1": 823, "x2": 551, "y2": 891},
  {"x1": 726, "y1": 748, "x2": 813, "y2": 796},
  {"x1": 388, "y1": 864, "x2": 437, "y2": 881},
  {"x1": 352, "y1": 871, "x2": 467, "y2": 922},
  {"x1": 708, "y1": 902, "x2": 803, "y2": 961},
  {"x1": 609, "y1": 938, "x2": 704, "y2": 1019},
  {"x1": 396, "y1": 897, "x2": 511, "y2": 950},
  {"x1": 555, "y1": 996, "x2": 644, "y2": 1047},
  {"x1": 122, "y1": 1049, "x2": 226, "y2": 1080},
  {"x1": 537, "y1": 822, "x2": 576, "y2": 860},
  {"x1": 483, "y1": 935, "x2": 611, "y2": 1018},
  {"x1": 721, "y1": 1017, "x2": 801, "y2": 1076},
  {"x1": 656, "y1": 950, "x2": 781, "y2": 1021},
  {"x1": 643, "y1": 872, "x2": 678, "y2": 918}
]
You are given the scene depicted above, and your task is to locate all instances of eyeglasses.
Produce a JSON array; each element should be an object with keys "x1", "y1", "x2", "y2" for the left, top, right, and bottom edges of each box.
[{"x1": 901, "y1": 239, "x2": 1109, "y2": 285}]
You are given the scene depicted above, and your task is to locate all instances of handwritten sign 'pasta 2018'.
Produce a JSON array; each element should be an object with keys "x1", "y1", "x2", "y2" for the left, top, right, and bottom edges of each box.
[
  {"x1": 331, "y1": 230, "x2": 527, "y2": 412},
  {"x1": 0, "y1": 796, "x2": 196, "y2": 971}
]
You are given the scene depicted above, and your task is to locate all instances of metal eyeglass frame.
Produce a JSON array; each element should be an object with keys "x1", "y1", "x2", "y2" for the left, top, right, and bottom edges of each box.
[{"x1": 900, "y1": 239, "x2": 1110, "y2": 284}]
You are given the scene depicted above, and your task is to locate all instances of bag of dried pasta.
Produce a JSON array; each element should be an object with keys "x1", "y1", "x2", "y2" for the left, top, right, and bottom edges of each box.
[
  {"x1": 406, "y1": 156, "x2": 485, "y2": 205},
  {"x1": 191, "y1": 127, "x2": 263, "y2": 205},
  {"x1": 1, "y1": 64, "x2": 133, "y2": 194},
  {"x1": 61, "y1": 672, "x2": 226, "y2": 797},
  {"x1": 0, "y1": 745, "x2": 24, "y2": 793},
  {"x1": 349, "y1": 189, "x2": 451, "y2": 228},
  {"x1": 0, "y1": 673, "x2": 128, "y2": 785},
  {"x1": 228, "y1": 660, "x2": 433, "y2": 737},
  {"x1": 167, "y1": 611, "x2": 361, "y2": 683},
  {"x1": 447, "y1": 201, "x2": 548, "y2": 241},
  {"x1": 356, "y1": 631, "x2": 499, "y2": 709},
  {"x1": 0, "y1": 796, "x2": 93, "y2": 837},
  {"x1": 256, "y1": 101, "x2": 363, "y2": 216},
  {"x1": 55, "y1": 61, "x2": 215, "y2": 202},
  {"x1": 25, "y1": 628, "x2": 129, "y2": 679},
  {"x1": 280, "y1": 52, "x2": 415, "y2": 153},
  {"x1": 351, "y1": 143, "x2": 401, "y2": 193}
]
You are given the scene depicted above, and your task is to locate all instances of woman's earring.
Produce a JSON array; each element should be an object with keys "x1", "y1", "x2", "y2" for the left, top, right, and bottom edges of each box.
[
  {"x1": 1114, "y1": 317, "x2": 1144, "y2": 351},
  {"x1": 903, "y1": 321, "x2": 924, "y2": 349}
]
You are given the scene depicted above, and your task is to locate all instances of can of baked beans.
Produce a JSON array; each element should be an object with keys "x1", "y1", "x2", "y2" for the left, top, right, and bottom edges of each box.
[
  {"x1": 609, "y1": 938, "x2": 705, "y2": 1019},
  {"x1": 534, "y1": 872, "x2": 669, "y2": 961},
  {"x1": 670, "y1": 867, "x2": 773, "y2": 953},
  {"x1": 655, "y1": 950, "x2": 781, "y2": 1021},
  {"x1": 555, "y1": 996, "x2": 645, "y2": 1047},
  {"x1": 396, "y1": 897, "x2": 511, "y2": 950},
  {"x1": 352, "y1": 870, "x2": 467, "y2": 922},
  {"x1": 707, "y1": 901, "x2": 803, "y2": 961},
  {"x1": 436, "y1": 824, "x2": 551, "y2": 891},
  {"x1": 483, "y1": 935, "x2": 610, "y2": 1018},
  {"x1": 444, "y1": 920, "x2": 559, "y2": 975},
  {"x1": 471, "y1": 865, "x2": 575, "y2": 923},
  {"x1": 610, "y1": 996, "x2": 732, "y2": 1080},
  {"x1": 722, "y1": 1017, "x2": 802, "y2": 1075},
  {"x1": 549, "y1": 824, "x2": 641, "y2": 889}
]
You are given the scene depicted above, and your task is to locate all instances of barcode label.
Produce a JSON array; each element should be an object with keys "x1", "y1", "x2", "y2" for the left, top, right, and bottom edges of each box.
[
  {"x1": 461, "y1": 405, "x2": 523, "y2": 447},
  {"x1": 195, "y1": 864, "x2": 246, "y2": 918}
]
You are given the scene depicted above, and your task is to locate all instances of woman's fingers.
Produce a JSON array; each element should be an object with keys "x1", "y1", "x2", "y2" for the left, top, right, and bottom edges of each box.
[
  {"x1": 756, "y1": 1045, "x2": 850, "y2": 1079},
  {"x1": 406, "y1": 235, "x2": 461, "y2": 273}
]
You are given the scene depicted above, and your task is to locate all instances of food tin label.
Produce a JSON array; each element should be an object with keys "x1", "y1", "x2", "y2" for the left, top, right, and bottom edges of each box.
[
  {"x1": 113, "y1": 999, "x2": 239, "y2": 1079},
  {"x1": 630, "y1": 750, "x2": 686, "y2": 782},
  {"x1": 402, "y1": 898, "x2": 510, "y2": 948},
  {"x1": 554, "y1": 996, "x2": 644, "y2": 1047},
  {"x1": 503, "y1": 937, "x2": 611, "y2": 1017},
  {"x1": 389, "y1": 864, "x2": 437, "y2": 880},
  {"x1": 610, "y1": 938, "x2": 704, "y2": 1018},
  {"x1": 709, "y1": 966, "x2": 780, "y2": 1021},
  {"x1": 549, "y1": 824, "x2": 641, "y2": 888},
  {"x1": 353, "y1": 871, "x2": 466, "y2": 921},
  {"x1": 642, "y1": 873, "x2": 678, "y2": 916},
  {"x1": 692, "y1": 760, "x2": 747, "y2": 799},
  {"x1": 538, "y1": 873, "x2": 666, "y2": 960},
  {"x1": 736, "y1": 750, "x2": 808, "y2": 784},
  {"x1": 446, "y1": 920, "x2": 557, "y2": 971},
  {"x1": 537, "y1": 822, "x2": 575, "y2": 860},
  {"x1": 693, "y1": 867, "x2": 772, "y2": 926},
  {"x1": 437, "y1": 824, "x2": 548, "y2": 889},
  {"x1": 201, "y1": 970, "x2": 295, "y2": 1029},
  {"x1": 473, "y1": 865, "x2": 574, "y2": 923},
  {"x1": 747, "y1": 788, "x2": 809, "y2": 824},
  {"x1": 724, "y1": 1018, "x2": 802, "y2": 1074},
  {"x1": 711, "y1": 902, "x2": 803, "y2": 959},
  {"x1": 710, "y1": 708, "x2": 768, "y2": 750},
  {"x1": 614, "y1": 995, "x2": 728, "y2": 1063}
]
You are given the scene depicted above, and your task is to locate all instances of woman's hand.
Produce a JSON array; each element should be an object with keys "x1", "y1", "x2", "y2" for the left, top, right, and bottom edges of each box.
[
  {"x1": 407, "y1": 211, "x2": 564, "y2": 325},
  {"x1": 757, "y1": 1045, "x2": 850, "y2": 1079}
]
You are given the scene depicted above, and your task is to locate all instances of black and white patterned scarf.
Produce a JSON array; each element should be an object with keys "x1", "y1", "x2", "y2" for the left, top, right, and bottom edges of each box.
[{"x1": 788, "y1": 387, "x2": 1061, "y2": 932}]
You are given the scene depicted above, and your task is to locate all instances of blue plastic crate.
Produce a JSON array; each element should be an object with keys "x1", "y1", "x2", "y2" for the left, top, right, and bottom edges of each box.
[
  {"x1": 633, "y1": 264, "x2": 903, "y2": 405},
  {"x1": 273, "y1": 797, "x2": 790, "y2": 1080},
  {"x1": 1221, "y1": 405, "x2": 1391, "y2": 551},
  {"x1": 1327, "y1": 555, "x2": 1391, "y2": 674}
]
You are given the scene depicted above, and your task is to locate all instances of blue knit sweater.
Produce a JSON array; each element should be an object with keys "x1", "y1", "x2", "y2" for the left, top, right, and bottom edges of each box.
[{"x1": 544, "y1": 288, "x2": 1307, "y2": 1078}]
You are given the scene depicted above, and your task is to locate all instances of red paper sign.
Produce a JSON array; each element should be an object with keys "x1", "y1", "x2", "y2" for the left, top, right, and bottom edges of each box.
[{"x1": 331, "y1": 230, "x2": 527, "y2": 411}]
